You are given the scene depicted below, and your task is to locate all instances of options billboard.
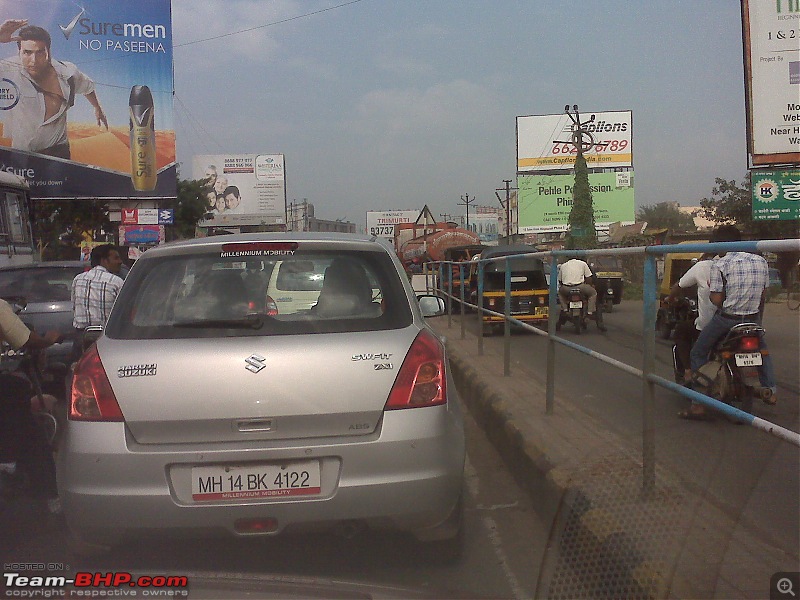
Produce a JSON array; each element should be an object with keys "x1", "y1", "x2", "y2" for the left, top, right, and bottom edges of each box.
[
  {"x1": 193, "y1": 154, "x2": 286, "y2": 227},
  {"x1": 517, "y1": 172, "x2": 635, "y2": 233},
  {"x1": 517, "y1": 111, "x2": 633, "y2": 172},
  {"x1": 742, "y1": 0, "x2": 800, "y2": 165},
  {"x1": 0, "y1": 0, "x2": 176, "y2": 198}
]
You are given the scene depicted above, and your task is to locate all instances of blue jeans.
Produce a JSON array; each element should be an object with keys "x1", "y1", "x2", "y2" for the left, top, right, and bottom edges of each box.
[{"x1": 690, "y1": 312, "x2": 775, "y2": 389}]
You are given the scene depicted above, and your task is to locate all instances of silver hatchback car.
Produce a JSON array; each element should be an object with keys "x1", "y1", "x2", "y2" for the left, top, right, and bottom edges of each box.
[{"x1": 59, "y1": 233, "x2": 465, "y2": 556}]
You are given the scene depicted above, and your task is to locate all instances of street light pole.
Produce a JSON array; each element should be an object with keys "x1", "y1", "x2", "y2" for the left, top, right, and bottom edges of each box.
[{"x1": 495, "y1": 179, "x2": 518, "y2": 242}]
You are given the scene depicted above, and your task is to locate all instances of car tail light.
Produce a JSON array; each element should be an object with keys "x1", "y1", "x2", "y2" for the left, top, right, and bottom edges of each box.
[
  {"x1": 70, "y1": 345, "x2": 124, "y2": 421},
  {"x1": 385, "y1": 330, "x2": 446, "y2": 410},
  {"x1": 740, "y1": 336, "x2": 760, "y2": 352},
  {"x1": 265, "y1": 295, "x2": 278, "y2": 317}
]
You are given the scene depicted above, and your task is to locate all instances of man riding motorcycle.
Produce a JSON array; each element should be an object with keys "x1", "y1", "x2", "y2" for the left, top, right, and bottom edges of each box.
[{"x1": 557, "y1": 258, "x2": 606, "y2": 332}]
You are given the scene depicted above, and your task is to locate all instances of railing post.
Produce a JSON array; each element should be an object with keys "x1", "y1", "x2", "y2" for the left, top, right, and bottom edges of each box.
[
  {"x1": 642, "y1": 252, "x2": 657, "y2": 496},
  {"x1": 477, "y1": 261, "x2": 485, "y2": 356},
  {"x1": 504, "y1": 257, "x2": 511, "y2": 376},
  {"x1": 546, "y1": 254, "x2": 559, "y2": 415},
  {"x1": 459, "y1": 263, "x2": 466, "y2": 340}
]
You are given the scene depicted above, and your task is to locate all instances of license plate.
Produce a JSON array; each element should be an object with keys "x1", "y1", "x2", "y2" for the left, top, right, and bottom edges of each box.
[
  {"x1": 569, "y1": 301, "x2": 583, "y2": 309},
  {"x1": 192, "y1": 460, "x2": 321, "y2": 501},
  {"x1": 735, "y1": 353, "x2": 762, "y2": 367}
]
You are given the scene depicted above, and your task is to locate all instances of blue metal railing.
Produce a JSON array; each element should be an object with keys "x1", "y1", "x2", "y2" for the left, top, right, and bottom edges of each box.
[{"x1": 425, "y1": 238, "x2": 800, "y2": 491}]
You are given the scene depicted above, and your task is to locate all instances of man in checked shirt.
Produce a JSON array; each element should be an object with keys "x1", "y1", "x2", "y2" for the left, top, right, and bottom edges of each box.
[{"x1": 70, "y1": 244, "x2": 124, "y2": 363}]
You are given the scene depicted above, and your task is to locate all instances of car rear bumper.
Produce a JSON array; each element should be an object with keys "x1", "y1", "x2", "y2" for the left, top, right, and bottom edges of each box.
[{"x1": 58, "y1": 405, "x2": 465, "y2": 543}]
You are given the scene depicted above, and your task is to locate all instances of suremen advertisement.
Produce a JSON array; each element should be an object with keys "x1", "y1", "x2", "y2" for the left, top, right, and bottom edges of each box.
[
  {"x1": 517, "y1": 172, "x2": 635, "y2": 233},
  {"x1": 193, "y1": 154, "x2": 287, "y2": 227},
  {"x1": 0, "y1": 0, "x2": 176, "y2": 199}
]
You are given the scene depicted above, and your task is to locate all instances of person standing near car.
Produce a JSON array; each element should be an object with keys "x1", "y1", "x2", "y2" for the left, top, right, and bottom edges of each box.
[
  {"x1": 689, "y1": 225, "x2": 777, "y2": 405},
  {"x1": 70, "y1": 244, "x2": 124, "y2": 361},
  {"x1": 0, "y1": 298, "x2": 63, "y2": 514},
  {"x1": 557, "y1": 258, "x2": 606, "y2": 331}
]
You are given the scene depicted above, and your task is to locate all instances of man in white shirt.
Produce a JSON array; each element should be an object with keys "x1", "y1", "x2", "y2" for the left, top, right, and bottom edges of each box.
[{"x1": 557, "y1": 258, "x2": 605, "y2": 331}]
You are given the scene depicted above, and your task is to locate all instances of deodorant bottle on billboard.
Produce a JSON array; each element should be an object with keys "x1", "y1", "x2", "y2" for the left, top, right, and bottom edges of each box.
[{"x1": 129, "y1": 85, "x2": 157, "y2": 191}]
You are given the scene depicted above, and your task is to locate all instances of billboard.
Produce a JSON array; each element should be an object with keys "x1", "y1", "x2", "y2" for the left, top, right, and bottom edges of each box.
[
  {"x1": 517, "y1": 111, "x2": 633, "y2": 172},
  {"x1": 193, "y1": 154, "x2": 286, "y2": 227},
  {"x1": 742, "y1": 0, "x2": 800, "y2": 165},
  {"x1": 365, "y1": 210, "x2": 420, "y2": 241},
  {"x1": 0, "y1": 0, "x2": 176, "y2": 199},
  {"x1": 517, "y1": 172, "x2": 635, "y2": 233},
  {"x1": 752, "y1": 169, "x2": 800, "y2": 221}
]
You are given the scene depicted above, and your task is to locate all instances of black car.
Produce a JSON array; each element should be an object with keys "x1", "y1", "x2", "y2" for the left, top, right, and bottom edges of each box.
[{"x1": 0, "y1": 261, "x2": 86, "y2": 368}]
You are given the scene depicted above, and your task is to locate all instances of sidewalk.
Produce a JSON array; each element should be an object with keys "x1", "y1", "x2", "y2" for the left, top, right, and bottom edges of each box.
[{"x1": 429, "y1": 318, "x2": 799, "y2": 600}]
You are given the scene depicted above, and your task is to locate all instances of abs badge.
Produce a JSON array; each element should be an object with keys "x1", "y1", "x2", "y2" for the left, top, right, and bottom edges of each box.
[{"x1": 118, "y1": 364, "x2": 157, "y2": 378}]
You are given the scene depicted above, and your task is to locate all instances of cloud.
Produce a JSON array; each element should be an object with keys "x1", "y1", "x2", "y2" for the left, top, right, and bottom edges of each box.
[{"x1": 353, "y1": 79, "x2": 504, "y2": 138}]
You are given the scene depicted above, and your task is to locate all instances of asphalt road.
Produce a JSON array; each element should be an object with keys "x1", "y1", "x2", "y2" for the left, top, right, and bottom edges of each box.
[
  {"x1": 443, "y1": 299, "x2": 800, "y2": 559},
  {"x1": 0, "y1": 404, "x2": 551, "y2": 600}
]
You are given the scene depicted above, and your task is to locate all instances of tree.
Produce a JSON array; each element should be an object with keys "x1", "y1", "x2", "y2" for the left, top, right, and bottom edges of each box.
[
  {"x1": 171, "y1": 177, "x2": 209, "y2": 240},
  {"x1": 32, "y1": 199, "x2": 111, "y2": 260},
  {"x1": 636, "y1": 202, "x2": 697, "y2": 232},
  {"x1": 698, "y1": 175, "x2": 799, "y2": 239},
  {"x1": 565, "y1": 153, "x2": 598, "y2": 249},
  {"x1": 699, "y1": 175, "x2": 799, "y2": 287}
]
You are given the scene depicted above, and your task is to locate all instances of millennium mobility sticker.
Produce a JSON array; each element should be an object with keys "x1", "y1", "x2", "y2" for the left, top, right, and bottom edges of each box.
[{"x1": 219, "y1": 241, "x2": 298, "y2": 258}]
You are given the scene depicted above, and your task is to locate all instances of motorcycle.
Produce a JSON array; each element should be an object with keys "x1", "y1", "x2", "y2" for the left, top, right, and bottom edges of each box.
[
  {"x1": 556, "y1": 287, "x2": 589, "y2": 334},
  {"x1": 678, "y1": 322, "x2": 773, "y2": 415},
  {"x1": 0, "y1": 297, "x2": 64, "y2": 502}
]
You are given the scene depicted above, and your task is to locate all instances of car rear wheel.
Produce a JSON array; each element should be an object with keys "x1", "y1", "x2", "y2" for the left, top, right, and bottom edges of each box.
[{"x1": 416, "y1": 493, "x2": 464, "y2": 565}]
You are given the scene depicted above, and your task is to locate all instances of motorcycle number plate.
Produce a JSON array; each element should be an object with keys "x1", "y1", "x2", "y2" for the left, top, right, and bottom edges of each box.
[
  {"x1": 569, "y1": 301, "x2": 583, "y2": 309},
  {"x1": 734, "y1": 353, "x2": 762, "y2": 367}
]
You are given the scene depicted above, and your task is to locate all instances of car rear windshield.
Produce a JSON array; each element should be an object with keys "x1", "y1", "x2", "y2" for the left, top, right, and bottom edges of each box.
[
  {"x1": 0, "y1": 266, "x2": 83, "y2": 303},
  {"x1": 105, "y1": 248, "x2": 413, "y2": 339}
]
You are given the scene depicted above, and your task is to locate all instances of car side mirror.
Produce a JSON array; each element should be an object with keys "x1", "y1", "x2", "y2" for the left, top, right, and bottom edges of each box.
[
  {"x1": 418, "y1": 295, "x2": 446, "y2": 317},
  {"x1": 82, "y1": 325, "x2": 104, "y2": 352}
]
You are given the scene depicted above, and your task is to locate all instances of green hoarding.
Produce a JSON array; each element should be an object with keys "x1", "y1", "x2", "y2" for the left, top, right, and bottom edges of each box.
[
  {"x1": 751, "y1": 170, "x2": 800, "y2": 221},
  {"x1": 517, "y1": 172, "x2": 635, "y2": 233}
]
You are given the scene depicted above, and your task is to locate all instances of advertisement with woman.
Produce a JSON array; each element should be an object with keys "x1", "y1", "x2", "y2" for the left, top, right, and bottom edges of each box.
[{"x1": 0, "y1": 0, "x2": 175, "y2": 199}]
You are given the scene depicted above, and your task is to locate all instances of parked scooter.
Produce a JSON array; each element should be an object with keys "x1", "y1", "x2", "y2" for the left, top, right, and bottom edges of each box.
[{"x1": 677, "y1": 322, "x2": 773, "y2": 414}]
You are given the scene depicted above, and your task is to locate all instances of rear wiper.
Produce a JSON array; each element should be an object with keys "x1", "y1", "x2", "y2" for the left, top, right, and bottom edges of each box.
[{"x1": 172, "y1": 315, "x2": 266, "y2": 329}]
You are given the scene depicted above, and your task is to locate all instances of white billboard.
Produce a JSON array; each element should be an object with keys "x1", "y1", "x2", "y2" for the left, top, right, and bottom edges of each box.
[
  {"x1": 193, "y1": 154, "x2": 286, "y2": 226},
  {"x1": 517, "y1": 111, "x2": 633, "y2": 172},
  {"x1": 366, "y1": 210, "x2": 420, "y2": 241},
  {"x1": 742, "y1": 0, "x2": 800, "y2": 164}
]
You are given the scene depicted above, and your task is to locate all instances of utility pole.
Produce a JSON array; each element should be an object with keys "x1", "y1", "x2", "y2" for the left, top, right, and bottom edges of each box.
[
  {"x1": 439, "y1": 213, "x2": 455, "y2": 223},
  {"x1": 458, "y1": 193, "x2": 476, "y2": 231},
  {"x1": 495, "y1": 179, "x2": 518, "y2": 242}
]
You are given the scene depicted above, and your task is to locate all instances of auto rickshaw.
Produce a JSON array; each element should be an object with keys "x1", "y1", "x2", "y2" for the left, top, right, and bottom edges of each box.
[
  {"x1": 471, "y1": 245, "x2": 549, "y2": 335},
  {"x1": 589, "y1": 255, "x2": 624, "y2": 313},
  {"x1": 655, "y1": 242, "x2": 706, "y2": 339}
]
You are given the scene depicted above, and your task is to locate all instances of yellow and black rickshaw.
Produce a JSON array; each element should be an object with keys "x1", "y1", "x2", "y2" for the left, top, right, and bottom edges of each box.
[
  {"x1": 472, "y1": 245, "x2": 549, "y2": 335},
  {"x1": 655, "y1": 242, "x2": 707, "y2": 339},
  {"x1": 589, "y1": 255, "x2": 625, "y2": 313}
]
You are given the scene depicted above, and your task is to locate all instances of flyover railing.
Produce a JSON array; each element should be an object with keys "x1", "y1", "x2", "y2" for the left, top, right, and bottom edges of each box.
[{"x1": 423, "y1": 239, "x2": 800, "y2": 492}]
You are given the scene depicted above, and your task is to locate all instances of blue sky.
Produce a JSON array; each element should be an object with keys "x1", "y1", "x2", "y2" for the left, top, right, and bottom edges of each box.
[{"x1": 170, "y1": 0, "x2": 748, "y2": 226}]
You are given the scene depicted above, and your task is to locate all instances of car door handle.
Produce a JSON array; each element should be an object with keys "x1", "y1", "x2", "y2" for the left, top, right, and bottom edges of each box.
[{"x1": 236, "y1": 418, "x2": 273, "y2": 432}]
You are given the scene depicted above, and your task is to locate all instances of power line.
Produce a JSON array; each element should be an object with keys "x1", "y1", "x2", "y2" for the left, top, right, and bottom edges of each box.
[
  {"x1": 176, "y1": 0, "x2": 365, "y2": 48},
  {"x1": 174, "y1": 94, "x2": 225, "y2": 152}
]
